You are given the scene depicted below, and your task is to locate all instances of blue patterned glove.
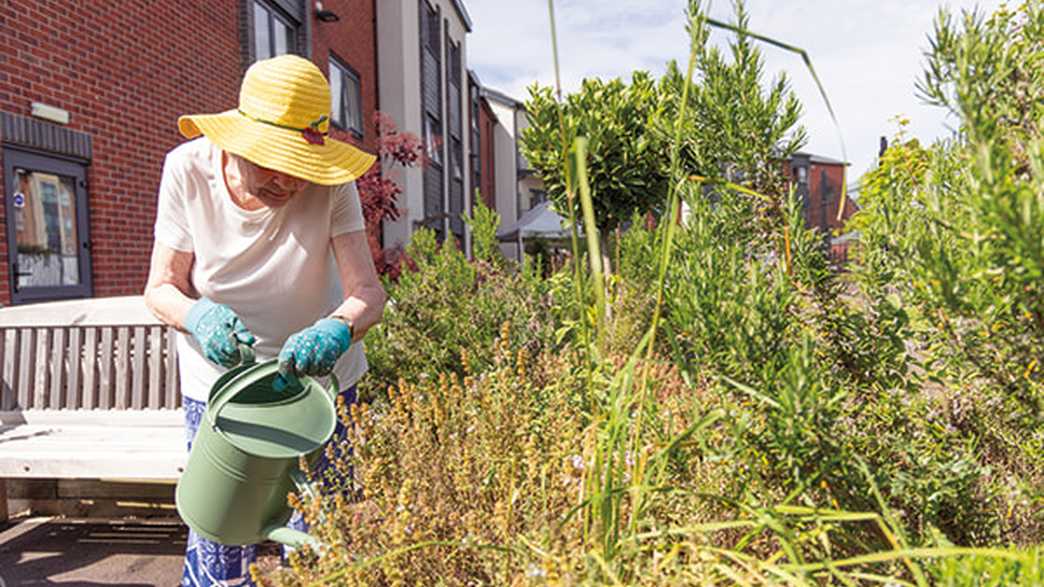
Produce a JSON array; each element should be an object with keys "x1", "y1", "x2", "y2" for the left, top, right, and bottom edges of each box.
[
  {"x1": 184, "y1": 298, "x2": 256, "y2": 368},
  {"x1": 274, "y1": 318, "x2": 352, "y2": 392}
]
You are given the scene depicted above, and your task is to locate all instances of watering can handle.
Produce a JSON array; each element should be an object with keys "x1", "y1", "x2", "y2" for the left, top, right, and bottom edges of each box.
[
  {"x1": 327, "y1": 372, "x2": 340, "y2": 402},
  {"x1": 206, "y1": 343, "x2": 269, "y2": 425},
  {"x1": 237, "y1": 342, "x2": 255, "y2": 366}
]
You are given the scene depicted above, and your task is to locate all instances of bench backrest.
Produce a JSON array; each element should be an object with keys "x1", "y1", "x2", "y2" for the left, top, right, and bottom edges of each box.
[{"x1": 0, "y1": 296, "x2": 180, "y2": 411}]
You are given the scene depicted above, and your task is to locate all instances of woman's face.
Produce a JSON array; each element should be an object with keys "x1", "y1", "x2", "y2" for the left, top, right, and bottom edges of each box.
[{"x1": 229, "y1": 153, "x2": 310, "y2": 208}]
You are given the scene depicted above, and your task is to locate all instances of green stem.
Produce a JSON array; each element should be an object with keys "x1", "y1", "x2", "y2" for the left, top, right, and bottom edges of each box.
[
  {"x1": 575, "y1": 138, "x2": 606, "y2": 345},
  {"x1": 627, "y1": 7, "x2": 702, "y2": 537},
  {"x1": 547, "y1": 0, "x2": 593, "y2": 384}
]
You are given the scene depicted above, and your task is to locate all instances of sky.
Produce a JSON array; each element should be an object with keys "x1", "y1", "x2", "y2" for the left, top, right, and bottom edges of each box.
[{"x1": 463, "y1": 0, "x2": 1003, "y2": 184}]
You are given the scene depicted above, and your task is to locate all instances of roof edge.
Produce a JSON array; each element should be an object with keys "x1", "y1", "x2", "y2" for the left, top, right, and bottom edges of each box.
[
  {"x1": 451, "y1": 0, "x2": 473, "y2": 32},
  {"x1": 481, "y1": 86, "x2": 524, "y2": 108},
  {"x1": 793, "y1": 151, "x2": 849, "y2": 166}
]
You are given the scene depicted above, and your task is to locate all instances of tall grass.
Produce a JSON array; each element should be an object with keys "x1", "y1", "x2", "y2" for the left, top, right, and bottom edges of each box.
[
  {"x1": 626, "y1": 2, "x2": 704, "y2": 541},
  {"x1": 546, "y1": 0, "x2": 594, "y2": 368}
]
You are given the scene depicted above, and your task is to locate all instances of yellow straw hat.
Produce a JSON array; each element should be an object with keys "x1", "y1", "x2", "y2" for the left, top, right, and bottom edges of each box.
[{"x1": 177, "y1": 55, "x2": 375, "y2": 186}]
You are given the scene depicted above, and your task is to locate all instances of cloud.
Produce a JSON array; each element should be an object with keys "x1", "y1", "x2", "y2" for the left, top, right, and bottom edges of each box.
[{"x1": 464, "y1": 0, "x2": 1001, "y2": 179}]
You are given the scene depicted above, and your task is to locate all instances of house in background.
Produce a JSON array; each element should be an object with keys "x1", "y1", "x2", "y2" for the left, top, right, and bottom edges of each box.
[
  {"x1": 788, "y1": 152, "x2": 858, "y2": 234},
  {"x1": 374, "y1": 0, "x2": 552, "y2": 262},
  {"x1": 0, "y1": 0, "x2": 553, "y2": 305},
  {"x1": 468, "y1": 70, "x2": 497, "y2": 213},
  {"x1": 377, "y1": 0, "x2": 474, "y2": 253},
  {"x1": 515, "y1": 105, "x2": 547, "y2": 220},
  {"x1": 472, "y1": 86, "x2": 547, "y2": 261},
  {"x1": 788, "y1": 152, "x2": 859, "y2": 263},
  {"x1": 0, "y1": 0, "x2": 378, "y2": 305}
]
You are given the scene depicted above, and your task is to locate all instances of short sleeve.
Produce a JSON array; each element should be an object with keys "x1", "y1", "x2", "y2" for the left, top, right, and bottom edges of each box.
[
  {"x1": 154, "y1": 152, "x2": 194, "y2": 251},
  {"x1": 330, "y1": 181, "x2": 366, "y2": 236}
]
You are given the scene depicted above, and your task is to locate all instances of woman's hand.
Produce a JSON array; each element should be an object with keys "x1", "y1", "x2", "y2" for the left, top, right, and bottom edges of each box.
[
  {"x1": 274, "y1": 318, "x2": 352, "y2": 391},
  {"x1": 184, "y1": 298, "x2": 256, "y2": 368}
]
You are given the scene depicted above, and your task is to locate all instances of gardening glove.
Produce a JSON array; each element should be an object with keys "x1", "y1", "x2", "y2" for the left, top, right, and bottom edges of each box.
[
  {"x1": 184, "y1": 298, "x2": 256, "y2": 368},
  {"x1": 274, "y1": 318, "x2": 352, "y2": 392}
]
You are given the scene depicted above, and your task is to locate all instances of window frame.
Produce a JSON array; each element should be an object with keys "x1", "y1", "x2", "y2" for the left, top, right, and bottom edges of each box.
[
  {"x1": 250, "y1": 0, "x2": 300, "y2": 63},
  {"x1": 445, "y1": 30, "x2": 464, "y2": 241},
  {"x1": 328, "y1": 54, "x2": 365, "y2": 139},
  {"x1": 469, "y1": 80, "x2": 481, "y2": 211},
  {"x1": 419, "y1": 0, "x2": 447, "y2": 242},
  {"x1": 420, "y1": 0, "x2": 444, "y2": 169},
  {"x1": 529, "y1": 188, "x2": 547, "y2": 209},
  {"x1": 796, "y1": 165, "x2": 808, "y2": 184},
  {"x1": 3, "y1": 147, "x2": 93, "y2": 304}
]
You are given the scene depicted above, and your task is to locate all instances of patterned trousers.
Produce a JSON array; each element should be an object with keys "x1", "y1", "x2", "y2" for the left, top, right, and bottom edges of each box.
[{"x1": 180, "y1": 386, "x2": 356, "y2": 587}]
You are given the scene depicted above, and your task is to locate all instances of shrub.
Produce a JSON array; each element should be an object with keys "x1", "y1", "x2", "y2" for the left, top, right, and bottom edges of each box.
[
  {"x1": 361, "y1": 203, "x2": 557, "y2": 400},
  {"x1": 850, "y1": 1, "x2": 1044, "y2": 544}
]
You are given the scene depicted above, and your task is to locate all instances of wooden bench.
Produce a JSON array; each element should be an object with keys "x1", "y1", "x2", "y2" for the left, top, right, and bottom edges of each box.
[{"x1": 0, "y1": 296, "x2": 185, "y2": 521}]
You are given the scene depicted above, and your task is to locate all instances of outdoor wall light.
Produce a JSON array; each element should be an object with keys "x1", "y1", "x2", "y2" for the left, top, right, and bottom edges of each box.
[{"x1": 315, "y1": 1, "x2": 340, "y2": 22}]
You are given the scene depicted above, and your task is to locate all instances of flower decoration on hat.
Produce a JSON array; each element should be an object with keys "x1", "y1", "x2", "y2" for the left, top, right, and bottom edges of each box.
[{"x1": 302, "y1": 114, "x2": 328, "y2": 146}]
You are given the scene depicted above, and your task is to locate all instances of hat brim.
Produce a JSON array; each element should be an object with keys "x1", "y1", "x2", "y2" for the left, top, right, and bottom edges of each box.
[{"x1": 177, "y1": 110, "x2": 376, "y2": 186}]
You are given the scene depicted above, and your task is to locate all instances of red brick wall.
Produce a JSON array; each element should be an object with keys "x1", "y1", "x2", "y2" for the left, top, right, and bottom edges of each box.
[
  {"x1": 0, "y1": 0, "x2": 378, "y2": 306},
  {"x1": 806, "y1": 162, "x2": 856, "y2": 233},
  {"x1": 0, "y1": 1, "x2": 241, "y2": 305}
]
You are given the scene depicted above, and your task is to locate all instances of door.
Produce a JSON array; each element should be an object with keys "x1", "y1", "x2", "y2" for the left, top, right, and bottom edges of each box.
[{"x1": 4, "y1": 147, "x2": 93, "y2": 304}]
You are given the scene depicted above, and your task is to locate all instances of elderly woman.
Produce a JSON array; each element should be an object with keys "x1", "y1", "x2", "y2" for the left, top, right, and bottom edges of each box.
[{"x1": 143, "y1": 55, "x2": 386, "y2": 587}]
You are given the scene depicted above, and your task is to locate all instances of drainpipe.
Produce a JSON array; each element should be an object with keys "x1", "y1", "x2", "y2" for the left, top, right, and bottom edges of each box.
[
  {"x1": 304, "y1": 0, "x2": 314, "y2": 58},
  {"x1": 372, "y1": 0, "x2": 382, "y2": 249},
  {"x1": 372, "y1": 0, "x2": 380, "y2": 115}
]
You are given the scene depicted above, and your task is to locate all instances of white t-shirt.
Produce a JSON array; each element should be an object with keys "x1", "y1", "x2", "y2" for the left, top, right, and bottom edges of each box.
[{"x1": 154, "y1": 137, "x2": 368, "y2": 401}]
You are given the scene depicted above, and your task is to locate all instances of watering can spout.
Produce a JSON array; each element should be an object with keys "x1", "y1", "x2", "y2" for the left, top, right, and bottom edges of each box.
[
  {"x1": 264, "y1": 525, "x2": 322, "y2": 550},
  {"x1": 264, "y1": 468, "x2": 325, "y2": 550}
]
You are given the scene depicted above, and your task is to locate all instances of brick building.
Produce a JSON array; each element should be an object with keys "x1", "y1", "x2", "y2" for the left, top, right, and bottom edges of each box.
[
  {"x1": 788, "y1": 152, "x2": 857, "y2": 233},
  {"x1": 0, "y1": 0, "x2": 378, "y2": 306},
  {"x1": 468, "y1": 70, "x2": 496, "y2": 213},
  {"x1": 787, "y1": 152, "x2": 859, "y2": 263}
]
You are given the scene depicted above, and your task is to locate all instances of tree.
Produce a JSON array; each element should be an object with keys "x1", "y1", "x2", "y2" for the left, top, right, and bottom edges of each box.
[
  {"x1": 663, "y1": 1, "x2": 806, "y2": 198},
  {"x1": 852, "y1": 2, "x2": 1043, "y2": 432},
  {"x1": 356, "y1": 112, "x2": 427, "y2": 281},
  {"x1": 521, "y1": 71, "x2": 669, "y2": 236},
  {"x1": 519, "y1": 0, "x2": 806, "y2": 244}
]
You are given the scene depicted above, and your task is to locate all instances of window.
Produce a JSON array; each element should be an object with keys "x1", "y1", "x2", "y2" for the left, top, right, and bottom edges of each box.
[
  {"x1": 4, "y1": 148, "x2": 92, "y2": 303},
  {"x1": 451, "y1": 139, "x2": 463, "y2": 180},
  {"x1": 252, "y1": 0, "x2": 297, "y2": 62},
  {"x1": 329, "y1": 56, "x2": 363, "y2": 137},
  {"x1": 529, "y1": 189, "x2": 547, "y2": 209},
  {"x1": 424, "y1": 115, "x2": 442, "y2": 165},
  {"x1": 419, "y1": 0, "x2": 447, "y2": 242},
  {"x1": 446, "y1": 33, "x2": 465, "y2": 242},
  {"x1": 422, "y1": 1, "x2": 440, "y2": 54},
  {"x1": 469, "y1": 81, "x2": 481, "y2": 210},
  {"x1": 448, "y1": 41, "x2": 462, "y2": 137}
]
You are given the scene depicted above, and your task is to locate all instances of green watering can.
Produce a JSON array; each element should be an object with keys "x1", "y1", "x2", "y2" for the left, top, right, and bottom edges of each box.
[{"x1": 175, "y1": 346, "x2": 337, "y2": 550}]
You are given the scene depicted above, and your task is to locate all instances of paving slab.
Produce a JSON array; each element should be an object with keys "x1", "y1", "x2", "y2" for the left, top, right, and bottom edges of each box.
[{"x1": 0, "y1": 517, "x2": 186, "y2": 586}]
